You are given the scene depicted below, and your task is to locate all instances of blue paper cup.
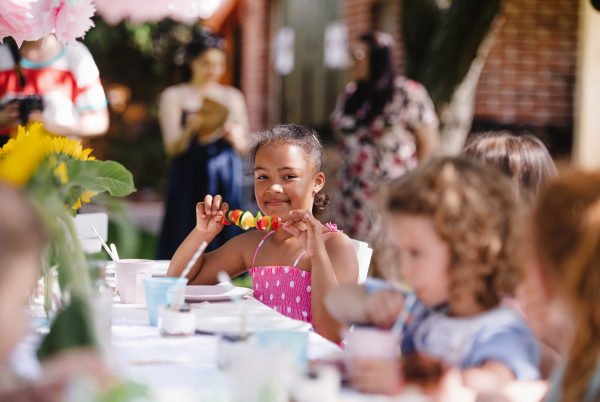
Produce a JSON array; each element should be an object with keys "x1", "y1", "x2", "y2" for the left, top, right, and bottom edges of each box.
[
  {"x1": 142, "y1": 277, "x2": 188, "y2": 326},
  {"x1": 255, "y1": 330, "x2": 309, "y2": 371}
]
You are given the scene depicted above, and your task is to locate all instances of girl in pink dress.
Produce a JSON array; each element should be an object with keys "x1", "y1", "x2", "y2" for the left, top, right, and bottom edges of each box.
[{"x1": 168, "y1": 124, "x2": 360, "y2": 343}]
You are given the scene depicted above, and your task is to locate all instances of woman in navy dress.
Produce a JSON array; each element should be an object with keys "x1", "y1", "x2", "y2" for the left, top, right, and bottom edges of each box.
[{"x1": 157, "y1": 30, "x2": 249, "y2": 258}]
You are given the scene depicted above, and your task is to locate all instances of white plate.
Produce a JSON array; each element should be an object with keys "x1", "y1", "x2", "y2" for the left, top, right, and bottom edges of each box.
[
  {"x1": 185, "y1": 285, "x2": 253, "y2": 302},
  {"x1": 195, "y1": 315, "x2": 311, "y2": 335}
]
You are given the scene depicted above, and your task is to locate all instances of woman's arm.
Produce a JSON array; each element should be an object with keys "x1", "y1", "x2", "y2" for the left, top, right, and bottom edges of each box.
[
  {"x1": 222, "y1": 88, "x2": 250, "y2": 155},
  {"x1": 158, "y1": 87, "x2": 198, "y2": 158},
  {"x1": 29, "y1": 108, "x2": 109, "y2": 138},
  {"x1": 414, "y1": 124, "x2": 439, "y2": 162}
]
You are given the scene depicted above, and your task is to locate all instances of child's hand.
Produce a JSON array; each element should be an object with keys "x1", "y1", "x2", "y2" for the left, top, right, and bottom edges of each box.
[
  {"x1": 365, "y1": 290, "x2": 405, "y2": 329},
  {"x1": 196, "y1": 194, "x2": 228, "y2": 235},
  {"x1": 348, "y1": 358, "x2": 403, "y2": 395},
  {"x1": 282, "y1": 210, "x2": 325, "y2": 258}
]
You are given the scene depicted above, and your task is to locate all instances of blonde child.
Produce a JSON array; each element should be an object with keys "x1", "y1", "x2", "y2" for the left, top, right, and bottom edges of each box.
[
  {"x1": 529, "y1": 171, "x2": 600, "y2": 401},
  {"x1": 168, "y1": 124, "x2": 359, "y2": 343},
  {"x1": 462, "y1": 131, "x2": 557, "y2": 204},
  {"x1": 463, "y1": 131, "x2": 562, "y2": 379},
  {"x1": 325, "y1": 156, "x2": 540, "y2": 395},
  {"x1": 0, "y1": 181, "x2": 113, "y2": 400}
]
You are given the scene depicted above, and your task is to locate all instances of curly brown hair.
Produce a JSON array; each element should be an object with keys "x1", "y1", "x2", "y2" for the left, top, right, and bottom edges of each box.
[
  {"x1": 385, "y1": 156, "x2": 519, "y2": 310},
  {"x1": 533, "y1": 171, "x2": 600, "y2": 402},
  {"x1": 246, "y1": 124, "x2": 331, "y2": 216}
]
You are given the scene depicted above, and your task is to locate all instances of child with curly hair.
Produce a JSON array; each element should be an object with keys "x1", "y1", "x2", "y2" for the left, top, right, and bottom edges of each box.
[{"x1": 326, "y1": 156, "x2": 540, "y2": 395}]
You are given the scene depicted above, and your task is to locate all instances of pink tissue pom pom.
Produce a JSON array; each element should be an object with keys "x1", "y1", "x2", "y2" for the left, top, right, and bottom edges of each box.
[
  {"x1": 0, "y1": 0, "x2": 36, "y2": 47},
  {"x1": 94, "y1": 0, "x2": 211, "y2": 24},
  {"x1": 28, "y1": 0, "x2": 95, "y2": 46},
  {"x1": 94, "y1": 0, "x2": 169, "y2": 24}
]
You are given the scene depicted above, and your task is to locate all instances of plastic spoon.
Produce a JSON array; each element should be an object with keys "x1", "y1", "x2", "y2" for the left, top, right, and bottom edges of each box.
[
  {"x1": 110, "y1": 243, "x2": 120, "y2": 261},
  {"x1": 90, "y1": 225, "x2": 116, "y2": 261}
]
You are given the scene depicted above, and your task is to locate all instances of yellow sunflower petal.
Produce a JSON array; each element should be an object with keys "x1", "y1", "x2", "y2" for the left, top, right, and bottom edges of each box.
[
  {"x1": 0, "y1": 126, "x2": 47, "y2": 185},
  {"x1": 53, "y1": 162, "x2": 68, "y2": 184},
  {"x1": 80, "y1": 190, "x2": 98, "y2": 203},
  {"x1": 72, "y1": 198, "x2": 82, "y2": 210}
]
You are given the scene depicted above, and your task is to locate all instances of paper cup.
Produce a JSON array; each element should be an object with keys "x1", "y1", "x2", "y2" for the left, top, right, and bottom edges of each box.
[
  {"x1": 344, "y1": 325, "x2": 400, "y2": 363},
  {"x1": 114, "y1": 259, "x2": 154, "y2": 304},
  {"x1": 143, "y1": 277, "x2": 188, "y2": 326},
  {"x1": 255, "y1": 330, "x2": 309, "y2": 372}
]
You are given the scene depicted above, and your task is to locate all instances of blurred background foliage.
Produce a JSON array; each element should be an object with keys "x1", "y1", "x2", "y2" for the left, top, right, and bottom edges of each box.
[{"x1": 83, "y1": 17, "x2": 200, "y2": 197}]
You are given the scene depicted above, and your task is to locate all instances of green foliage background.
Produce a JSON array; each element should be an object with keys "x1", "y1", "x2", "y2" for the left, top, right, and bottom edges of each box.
[{"x1": 83, "y1": 17, "x2": 200, "y2": 195}]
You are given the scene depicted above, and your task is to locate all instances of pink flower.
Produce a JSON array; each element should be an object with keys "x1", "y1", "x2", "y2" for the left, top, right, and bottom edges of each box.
[
  {"x1": 0, "y1": 0, "x2": 35, "y2": 47},
  {"x1": 28, "y1": 0, "x2": 95, "y2": 46}
]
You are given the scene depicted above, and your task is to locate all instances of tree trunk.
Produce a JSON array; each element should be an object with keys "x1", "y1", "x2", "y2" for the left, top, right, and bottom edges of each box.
[
  {"x1": 438, "y1": 17, "x2": 501, "y2": 154},
  {"x1": 402, "y1": 0, "x2": 505, "y2": 154}
]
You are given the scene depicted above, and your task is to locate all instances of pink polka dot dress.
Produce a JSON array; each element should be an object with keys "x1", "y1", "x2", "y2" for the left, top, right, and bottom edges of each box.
[{"x1": 248, "y1": 223, "x2": 341, "y2": 326}]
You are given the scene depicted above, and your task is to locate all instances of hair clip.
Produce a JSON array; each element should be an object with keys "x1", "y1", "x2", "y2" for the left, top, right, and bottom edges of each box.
[{"x1": 312, "y1": 134, "x2": 319, "y2": 143}]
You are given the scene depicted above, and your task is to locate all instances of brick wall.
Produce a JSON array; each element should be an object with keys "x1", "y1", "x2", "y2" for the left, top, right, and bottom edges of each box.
[
  {"x1": 236, "y1": 0, "x2": 577, "y2": 132},
  {"x1": 239, "y1": 0, "x2": 269, "y2": 132},
  {"x1": 342, "y1": 0, "x2": 578, "y2": 130},
  {"x1": 475, "y1": 0, "x2": 578, "y2": 128}
]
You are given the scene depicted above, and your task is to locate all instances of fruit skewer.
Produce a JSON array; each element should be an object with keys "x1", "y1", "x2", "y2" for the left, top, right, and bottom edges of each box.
[{"x1": 223, "y1": 209, "x2": 281, "y2": 231}]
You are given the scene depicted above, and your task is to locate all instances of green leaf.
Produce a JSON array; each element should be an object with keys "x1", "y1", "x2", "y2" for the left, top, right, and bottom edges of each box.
[
  {"x1": 93, "y1": 160, "x2": 136, "y2": 196},
  {"x1": 37, "y1": 297, "x2": 97, "y2": 361},
  {"x1": 67, "y1": 159, "x2": 136, "y2": 197}
]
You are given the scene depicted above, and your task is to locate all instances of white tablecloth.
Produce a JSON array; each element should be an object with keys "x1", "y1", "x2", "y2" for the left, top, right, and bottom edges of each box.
[{"x1": 15, "y1": 293, "x2": 425, "y2": 401}]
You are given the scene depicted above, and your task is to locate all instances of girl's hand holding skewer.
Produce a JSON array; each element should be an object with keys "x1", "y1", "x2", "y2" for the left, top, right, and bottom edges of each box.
[
  {"x1": 196, "y1": 194, "x2": 228, "y2": 236},
  {"x1": 282, "y1": 210, "x2": 325, "y2": 258}
]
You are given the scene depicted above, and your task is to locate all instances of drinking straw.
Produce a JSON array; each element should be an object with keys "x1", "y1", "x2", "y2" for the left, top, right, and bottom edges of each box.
[
  {"x1": 391, "y1": 291, "x2": 417, "y2": 333},
  {"x1": 179, "y1": 241, "x2": 208, "y2": 280},
  {"x1": 172, "y1": 241, "x2": 208, "y2": 311}
]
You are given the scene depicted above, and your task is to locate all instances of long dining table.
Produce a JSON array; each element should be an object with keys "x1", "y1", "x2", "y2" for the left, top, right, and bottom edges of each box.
[{"x1": 12, "y1": 261, "x2": 428, "y2": 401}]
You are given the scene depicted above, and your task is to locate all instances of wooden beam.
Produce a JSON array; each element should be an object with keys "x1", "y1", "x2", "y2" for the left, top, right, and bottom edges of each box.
[{"x1": 573, "y1": 0, "x2": 600, "y2": 169}]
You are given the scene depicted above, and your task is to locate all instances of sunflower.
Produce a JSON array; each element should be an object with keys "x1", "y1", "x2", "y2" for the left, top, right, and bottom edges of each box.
[
  {"x1": 0, "y1": 124, "x2": 49, "y2": 185},
  {"x1": 51, "y1": 136, "x2": 95, "y2": 161}
]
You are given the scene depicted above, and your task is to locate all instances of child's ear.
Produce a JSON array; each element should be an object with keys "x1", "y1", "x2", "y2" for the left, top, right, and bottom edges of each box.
[{"x1": 313, "y1": 172, "x2": 325, "y2": 194}]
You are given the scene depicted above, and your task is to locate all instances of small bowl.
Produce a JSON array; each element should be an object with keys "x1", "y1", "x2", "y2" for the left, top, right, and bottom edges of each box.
[{"x1": 157, "y1": 304, "x2": 196, "y2": 337}]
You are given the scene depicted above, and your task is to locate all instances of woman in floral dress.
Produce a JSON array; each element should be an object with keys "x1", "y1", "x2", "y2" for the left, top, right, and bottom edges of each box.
[{"x1": 330, "y1": 32, "x2": 439, "y2": 276}]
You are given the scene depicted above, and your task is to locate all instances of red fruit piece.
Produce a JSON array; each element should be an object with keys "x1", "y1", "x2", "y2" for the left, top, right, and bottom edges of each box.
[
  {"x1": 230, "y1": 209, "x2": 243, "y2": 225},
  {"x1": 271, "y1": 214, "x2": 280, "y2": 231},
  {"x1": 260, "y1": 216, "x2": 270, "y2": 231}
]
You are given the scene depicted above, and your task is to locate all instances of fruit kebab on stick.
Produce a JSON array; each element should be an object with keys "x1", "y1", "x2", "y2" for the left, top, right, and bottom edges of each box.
[{"x1": 223, "y1": 209, "x2": 281, "y2": 231}]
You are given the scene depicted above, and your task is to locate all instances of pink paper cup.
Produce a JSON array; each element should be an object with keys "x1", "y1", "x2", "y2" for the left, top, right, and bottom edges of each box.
[
  {"x1": 344, "y1": 325, "x2": 401, "y2": 366},
  {"x1": 114, "y1": 259, "x2": 154, "y2": 304}
]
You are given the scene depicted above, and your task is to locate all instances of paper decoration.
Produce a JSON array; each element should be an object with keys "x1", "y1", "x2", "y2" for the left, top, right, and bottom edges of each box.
[
  {"x1": 324, "y1": 21, "x2": 348, "y2": 69},
  {"x1": 273, "y1": 27, "x2": 294, "y2": 76}
]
